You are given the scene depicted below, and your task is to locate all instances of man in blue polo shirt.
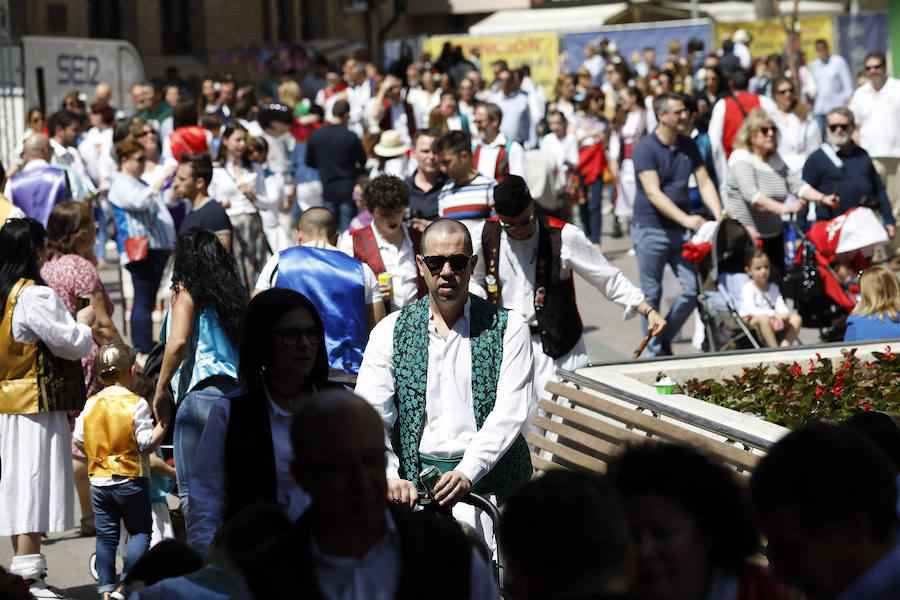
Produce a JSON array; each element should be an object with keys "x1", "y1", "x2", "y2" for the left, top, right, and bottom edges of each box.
[{"x1": 632, "y1": 92, "x2": 722, "y2": 356}]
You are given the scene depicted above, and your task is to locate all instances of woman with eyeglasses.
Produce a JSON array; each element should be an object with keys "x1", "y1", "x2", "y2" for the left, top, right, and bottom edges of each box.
[
  {"x1": 770, "y1": 76, "x2": 821, "y2": 176},
  {"x1": 128, "y1": 119, "x2": 171, "y2": 188},
  {"x1": 187, "y1": 288, "x2": 334, "y2": 554},
  {"x1": 724, "y1": 108, "x2": 836, "y2": 281},
  {"x1": 151, "y1": 228, "x2": 244, "y2": 515},
  {"x1": 208, "y1": 122, "x2": 274, "y2": 291},
  {"x1": 41, "y1": 201, "x2": 123, "y2": 535},
  {"x1": 107, "y1": 139, "x2": 176, "y2": 361}
]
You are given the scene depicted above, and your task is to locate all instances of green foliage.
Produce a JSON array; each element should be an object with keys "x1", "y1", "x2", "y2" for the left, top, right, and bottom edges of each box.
[{"x1": 674, "y1": 346, "x2": 900, "y2": 428}]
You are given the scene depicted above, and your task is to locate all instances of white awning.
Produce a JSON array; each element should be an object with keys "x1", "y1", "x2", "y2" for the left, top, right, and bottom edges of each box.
[
  {"x1": 665, "y1": 1, "x2": 846, "y2": 23},
  {"x1": 467, "y1": 4, "x2": 628, "y2": 36}
]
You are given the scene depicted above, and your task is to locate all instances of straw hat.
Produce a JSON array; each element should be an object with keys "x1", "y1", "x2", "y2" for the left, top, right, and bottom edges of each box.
[{"x1": 373, "y1": 129, "x2": 410, "y2": 158}]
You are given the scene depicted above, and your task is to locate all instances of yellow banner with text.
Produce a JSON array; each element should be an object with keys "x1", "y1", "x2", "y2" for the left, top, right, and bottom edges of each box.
[
  {"x1": 716, "y1": 17, "x2": 835, "y2": 60},
  {"x1": 423, "y1": 32, "x2": 560, "y2": 93}
]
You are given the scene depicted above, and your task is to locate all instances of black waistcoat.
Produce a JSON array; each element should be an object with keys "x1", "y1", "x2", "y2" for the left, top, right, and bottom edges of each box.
[{"x1": 482, "y1": 215, "x2": 583, "y2": 358}]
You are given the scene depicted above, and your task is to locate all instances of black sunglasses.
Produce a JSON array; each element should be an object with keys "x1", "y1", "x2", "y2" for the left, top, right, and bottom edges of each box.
[
  {"x1": 865, "y1": 63, "x2": 884, "y2": 71},
  {"x1": 775, "y1": 88, "x2": 795, "y2": 95},
  {"x1": 759, "y1": 126, "x2": 777, "y2": 136},
  {"x1": 273, "y1": 327, "x2": 319, "y2": 346},
  {"x1": 420, "y1": 254, "x2": 471, "y2": 275},
  {"x1": 828, "y1": 123, "x2": 850, "y2": 132}
]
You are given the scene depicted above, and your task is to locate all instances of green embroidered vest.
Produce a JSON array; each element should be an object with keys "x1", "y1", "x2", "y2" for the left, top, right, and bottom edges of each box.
[{"x1": 392, "y1": 295, "x2": 532, "y2": 500}]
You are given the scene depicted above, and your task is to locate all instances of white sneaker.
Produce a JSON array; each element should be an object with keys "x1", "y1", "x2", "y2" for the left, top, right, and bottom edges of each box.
[{"x1": 26, "y1": 577, "x2": 71, "y2": 599}]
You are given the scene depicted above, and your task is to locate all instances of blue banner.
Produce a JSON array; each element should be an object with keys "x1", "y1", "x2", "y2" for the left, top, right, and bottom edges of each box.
[
  {"x1": 564, "y1": 22, "x2": 711, "y2": 77},
  {"x1": 836, "y1": 13, "x2": 890, "y2": 79}
]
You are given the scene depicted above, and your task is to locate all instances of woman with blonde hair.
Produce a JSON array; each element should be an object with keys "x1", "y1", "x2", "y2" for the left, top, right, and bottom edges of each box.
[
  {"x1": 724, "y1": 108, "x2": 836, "y2": 280},
  {"x1": 770, "y1": 75, "x2": 821, "y2": 175},
  {"x1": 553, "y1": 73, "x2": 578, "y2": 121},
  {"x1": 844, "y1": 265, "x2": 900, "y2": 341},
  {"x1": 277, "y1": 79, "x2": 302, "y2": 114}
]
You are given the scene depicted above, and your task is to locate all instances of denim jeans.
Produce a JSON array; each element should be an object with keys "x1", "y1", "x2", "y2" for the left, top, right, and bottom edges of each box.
[
  {"x1": 126, "y1": 249, "x2": 170, "y2": 353},
  {"x1": 91, "y1": 479, "x2": 152, "y2": 593},
  {"x1": 173, "y1": 380, "x2": 236, "y2": 517},
  {"x1": 631, "y1": 223, "x2": 698, "y2": 356},
  {"x1": 579, "y1": 181, "x2": 606, "y2": 244}
]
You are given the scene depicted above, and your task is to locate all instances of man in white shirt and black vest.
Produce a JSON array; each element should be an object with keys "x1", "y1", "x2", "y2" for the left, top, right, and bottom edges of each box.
[
  {"x1": 474, "y1": 175, "x2": 666, "y2": 425},
  {"x1": 355, "y1": 218, "x2": 534, "y2": 547}
]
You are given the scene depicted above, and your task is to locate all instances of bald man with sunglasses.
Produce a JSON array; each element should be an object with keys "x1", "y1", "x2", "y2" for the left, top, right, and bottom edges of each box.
[{"x1": 355, "y1": 218, "x2": 534, "y2": 547}]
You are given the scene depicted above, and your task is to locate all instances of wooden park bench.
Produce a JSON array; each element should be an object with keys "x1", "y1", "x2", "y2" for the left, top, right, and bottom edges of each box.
[{"x1": 528, "y1": 370, "x2": 774, "y2": 476}]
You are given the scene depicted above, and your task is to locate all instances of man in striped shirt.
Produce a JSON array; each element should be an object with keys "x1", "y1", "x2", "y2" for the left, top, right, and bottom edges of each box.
[{"x1": 434, "y1": 130, "x2": 497, "y2": 235}]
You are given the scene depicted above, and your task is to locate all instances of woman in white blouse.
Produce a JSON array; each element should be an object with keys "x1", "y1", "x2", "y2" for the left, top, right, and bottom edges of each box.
[
  {"x1": 207, "y1": 122, "x2": 274, "y2": 291},
  {"x1": 609, "y1": 86, "x2": 649, "y2": 237},
  {"x1": 725, "y1": 108, "x2": 836, "y2": 280},
  {"x1": 0, "y1": 219, "x2": 94, "y2": 594},
  {"x1": 770, "y1": 76, "x2": 821, "y2": 175}
]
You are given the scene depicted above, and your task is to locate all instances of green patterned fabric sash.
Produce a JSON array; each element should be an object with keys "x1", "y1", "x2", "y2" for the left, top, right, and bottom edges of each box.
[{"x1": 392, "y1": 295, "x2": 532, "y2": 500}]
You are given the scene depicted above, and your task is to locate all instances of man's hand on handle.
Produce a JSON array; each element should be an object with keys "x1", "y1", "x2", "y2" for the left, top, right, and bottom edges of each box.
[
  {"x1": 432, "y1": 470, "x2": 471, "y2": 507},
  {"x1": 386, "y1": 478, "x2": 418, "y2": 508}
]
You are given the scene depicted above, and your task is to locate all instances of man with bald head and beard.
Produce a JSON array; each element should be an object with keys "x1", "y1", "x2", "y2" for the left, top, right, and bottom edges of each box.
[
  {"x1": 355, "y1": 218, "x2": 534, "y2": 549},
  {"x1": 3, "y1": 133, "x2": 69, "y2": 226}
]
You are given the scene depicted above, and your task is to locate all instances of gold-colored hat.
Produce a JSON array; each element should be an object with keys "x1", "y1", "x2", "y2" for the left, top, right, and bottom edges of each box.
[{"x1": 97, "y1": 342, "x2": 136, "y2": 380}]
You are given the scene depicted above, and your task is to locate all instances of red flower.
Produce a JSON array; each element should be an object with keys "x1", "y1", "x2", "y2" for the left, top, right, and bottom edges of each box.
[
  {"x1": 809, "y1": 359, "x2": 815, "y2": 372},
  {"x1": 816, "y1": 353, "x2": 822, "y2": 361},
  {"x1": 843, "y1": 361, "x2": 852, "y2": 371},
  {"x1": 786, "y1": 391, "x2": 793, "y2": 397},
  {"x1": 789, "y1": 362, "x2": 802, "y2": 376},
  {"x1": 866, "y1": 362, "x2": 873, "y2": 370},
  {"x1": 814, "y1": 385, "x2": 824, "y2": 400},
  {"x1": 864, "y1": 402, "x2": 872, "y2": 410},
  {"x1": 831, "y1": 385, "x2": 843, "y2": 396}
]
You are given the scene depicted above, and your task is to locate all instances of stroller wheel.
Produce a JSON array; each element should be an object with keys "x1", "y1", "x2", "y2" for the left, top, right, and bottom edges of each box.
[{"x1": 89, "y1": 552, "x2": 98, "y2": 581}]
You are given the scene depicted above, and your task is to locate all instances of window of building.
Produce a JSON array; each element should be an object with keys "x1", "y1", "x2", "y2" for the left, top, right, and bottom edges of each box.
[
  {"x1": 46, "y1": 3, "x2": 67, "y2": 34},
  {"x1": 89, "y1": 0, "x2": 122, "y2": 39},
  {"x1": 160, "y1": 0, "x2": 191, "y2": 55}
]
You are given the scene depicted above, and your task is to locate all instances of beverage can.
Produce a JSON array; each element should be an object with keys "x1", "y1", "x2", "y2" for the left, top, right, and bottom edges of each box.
[
  {"x1": 378, "y1": 272, "x2": 393, "y2": 299},
  {"x1": 419, "y1": 465, "x2": 442, "y2": 493}
]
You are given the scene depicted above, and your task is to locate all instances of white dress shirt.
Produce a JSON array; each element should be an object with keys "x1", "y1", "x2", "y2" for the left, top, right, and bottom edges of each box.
[
  {"x1": 772, "y1": 110, "x2": 822, "y2": 175},
  {"x1": 187, "y1": 388, "x2": 311, "y2": 554},
  {"x1": 811, "y1": 54, "x2": 854, "y2": 114},
  {"x1": 540, "y1": 132, "x2": 579, "y2": 171},
  {"x1": 50, "y1": 138, "x2": 96, "y2": 202},
  {"x1": 471, "y1": 221, "x2": 645, "y2": 328},
  {"x1": 77, "y1": 126, "x2": 116, "y2": 188},
  {"x1": 311, "y1": 509, "x2": 499, "y2": 600},
  {"x1": 474, "y1": 133, "x2": 528, "y2": 187},
  {"x1": 338, "y1": 225, "x2": 419, "y2": 312},
  {"x1": 850, "y1": 78, "x2": 900, "y2": 159},
  {"x1": 208, "y1": 161, "x2": 277, "y2": 222},
  {"x1": 355, "y1": 299, "x2": 534, "y2": 486},
  {"x1": 11, "y1": 284, "x2": 92, "y2": 361},
  {"x1": 487, "y1": 90, "x2": 535, "y2": 149},
  {"x1": 346, "y1": 83, "x2": 373, "y2": 139}
]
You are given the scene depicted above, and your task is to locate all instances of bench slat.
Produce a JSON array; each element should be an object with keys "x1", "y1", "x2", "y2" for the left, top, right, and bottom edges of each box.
[
  {"x1": 545, "y1": 383, "x2": 759, "y2": 472},
  {"x1": 537, "y1": 398, "x2": 648, "y2": 446},
  {"x1": 530, "y1": 453, "x2": 564, "y2": 474},
  {"x1": 532, "y1": 415, "x2": 622, "y2": 462},
  {"x1": 526, "y1": 432, "x2": 608, "y2": 474}
]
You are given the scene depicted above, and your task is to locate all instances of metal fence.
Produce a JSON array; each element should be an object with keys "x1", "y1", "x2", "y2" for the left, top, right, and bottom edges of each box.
[{"x1": 0, "y1": 0, "x2": 24, "y2": 171}]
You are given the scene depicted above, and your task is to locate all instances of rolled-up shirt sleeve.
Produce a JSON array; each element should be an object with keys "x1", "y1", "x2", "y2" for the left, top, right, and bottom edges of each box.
[
  {"x1": 561, "y1": 224, "x2": 644, "y2": 318},
  {"x1": 107, "y1": 174, "x2": 159, "y2": 211},
  {"x1": 186, "y1": 397, "x2": 230, "y2": 554},
  {"x1": 355, "y1": 312, "x2": 402, "y2": 479},
  {"x1": 12, "y1": 285, "x2": 92, "y2": 360},
  {"x1": 456, "y1": 310, "x2": 533, "y2": 484}
]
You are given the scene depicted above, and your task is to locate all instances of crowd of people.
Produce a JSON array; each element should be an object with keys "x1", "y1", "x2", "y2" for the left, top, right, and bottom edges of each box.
[{"x1": 1, "y1": 30, "x2": 900, "y2": 600}]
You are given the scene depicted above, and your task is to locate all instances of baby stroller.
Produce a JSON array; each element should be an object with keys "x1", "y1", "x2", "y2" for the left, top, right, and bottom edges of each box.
[
  {"x1": 785, "y1": 207, "x2": 889, "y2": 341},
  {"x1": 692, "y1": 218, "x2": 763, "y2": 352}
]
